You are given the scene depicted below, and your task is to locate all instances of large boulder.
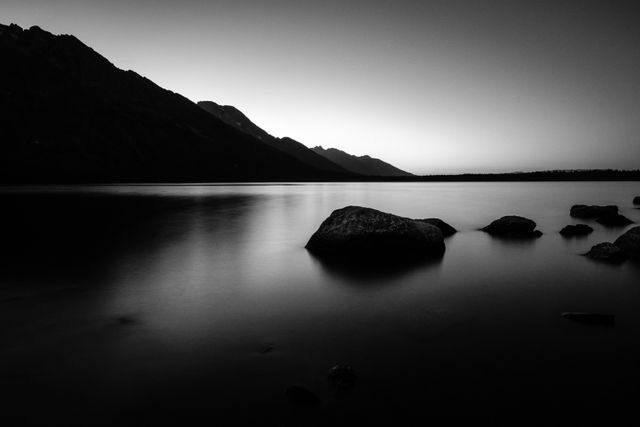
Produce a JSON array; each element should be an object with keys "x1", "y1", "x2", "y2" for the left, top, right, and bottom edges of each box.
[
  {"x1": 570, "y1": 204, "x2": 618, "y2": 219},
  {"x1": 614, "y1": 226, "x2": 640, "y2": 255},
  {"x1": 584, "y1": 242, "x2": 627, "y2": 263},
  {"x1": 559, "y1": 224, "x2": 593, "y2": 237},
  {"x1": 481, "y1": 216, "x2": 541, "y2": 238},
  {"x1": 306, "y1": 206, "x2": 445, "y2": 258},
  {"x1": 415, "y1": 218, "x2": 457, "y2": 237},
  {"x1": 596, "y1": 213, "x2": 633, "y2": 227}
]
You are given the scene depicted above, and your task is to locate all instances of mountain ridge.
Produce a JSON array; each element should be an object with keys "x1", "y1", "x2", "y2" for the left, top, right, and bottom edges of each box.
[
  {"x1": 197, "y1": 101, "x2": 350, "y2": 174},
  {"x1": 197, "y1": 101, "x2": 411, "y2": 177},
  {"x1": 311, "y1": 146, "x2": 413, "y2": 177},
  {"x1": 0, "y1": 23, "x2": 350, "y2": 183}
]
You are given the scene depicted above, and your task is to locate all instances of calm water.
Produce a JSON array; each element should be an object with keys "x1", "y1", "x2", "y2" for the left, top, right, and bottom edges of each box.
[{"x1": 1, "y1": 182, "x2": 639, "y2": 425}]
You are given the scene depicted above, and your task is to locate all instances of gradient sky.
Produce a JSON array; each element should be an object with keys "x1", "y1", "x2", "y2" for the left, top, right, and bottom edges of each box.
[{"x1": 3, "y1": 0, "x2": 640, "y2": 174}]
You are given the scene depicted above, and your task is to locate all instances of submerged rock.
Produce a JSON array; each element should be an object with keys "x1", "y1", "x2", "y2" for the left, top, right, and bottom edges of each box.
[
  {"x1": 596, "y1": 213, "x2": 633, "y2": 227},
  {"x1": 481, "y1": 215, "x2": 542, "y2": 238},
  {"x1": 116, "y1": 315, "x2": 139, "y2": 326},
  {"x1": 259, "y1": 344, "x2": 274, "y2": 354},
  {"x1": 614, "y1": 226, "x2": 640, "y2": 255},
  {"x1": 634, "y1": 196, "x2": 640, "y2": 205},
  {"x1": 415, "y1": 218, "x2": 457, "y2": 237},
  {"x1": 559, "y1": 224, "x2": 593, "y2": 237},
  {"x1": 570, "y1": 204, "x2": 618, "y2": 219},
  {"x1": 285, "y1": 385, "x2": 319, "y2": 407},
  {"x1": 562, "y1": 312, "x2": 615, "y2": 326},
  {"x1": 306, "y1": 206, "x2": 445, "y2": 259},
  {"x1": 328, "y1": 364, "x2": 357, "y2": 390},
  {"x1": 584, "y1": 242, "x2": 627, "y2": 263}
]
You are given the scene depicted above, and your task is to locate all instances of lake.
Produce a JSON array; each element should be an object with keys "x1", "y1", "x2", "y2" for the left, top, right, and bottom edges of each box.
[{"x1": 1, "y1": 182, "x2": 639, "y2": 426}]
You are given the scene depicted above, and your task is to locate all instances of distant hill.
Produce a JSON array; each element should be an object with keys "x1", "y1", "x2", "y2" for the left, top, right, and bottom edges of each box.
[
  {"x1": 311, "y1": 146, "x2": 413, "y2": 177},
  {"x1": 197, "y1": 101, "x2": 349, "y2": 174},
  {"x1": 0, "y1": 23, "x2": 350, "y2": 183}
]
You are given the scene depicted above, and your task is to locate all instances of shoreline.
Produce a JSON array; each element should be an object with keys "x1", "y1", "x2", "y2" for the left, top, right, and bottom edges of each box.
[{"x1": 2, "y1": 170, "x2": 640, "y2": 185}]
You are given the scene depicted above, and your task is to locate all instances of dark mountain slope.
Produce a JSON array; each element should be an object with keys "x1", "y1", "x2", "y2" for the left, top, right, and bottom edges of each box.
[
  {"x1": 311, "y1": 146, "x2": 412, "y2": 177},
  {"x1": 0, "y1": 23, "x2": 343, "y2": 183},
  {"x1": 197, "y1": 101, "x2": 349, "y2": 174},
  {"x1": 197, "y1": 101, "x2": 272, "y2": 142}
]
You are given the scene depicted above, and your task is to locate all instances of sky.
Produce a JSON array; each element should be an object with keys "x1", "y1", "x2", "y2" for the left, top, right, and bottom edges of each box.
[{"x1": 3, "y1": 0, "x2": 640, "y2": 174}]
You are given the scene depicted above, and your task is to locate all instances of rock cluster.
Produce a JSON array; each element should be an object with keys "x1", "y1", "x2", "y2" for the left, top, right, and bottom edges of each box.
[{"x1": 307, "y1": 206, "x2": 638, "y2": 267}]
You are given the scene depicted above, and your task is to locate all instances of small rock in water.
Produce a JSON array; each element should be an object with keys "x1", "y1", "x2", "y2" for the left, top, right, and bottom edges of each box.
[
  {"x1": 559, "y1": 224, "x2": 593, "y2": 237},
  {"x1": 415, "y1": 218, "x2": 457, "y2": 237},
  {"x1": 562, "y1": 312, "x2": 615, "y2": 327},
  {"x1": 285, "y1": 385, "x2": 320, "y2": 407},
  {"x1": 570, "y1": 204, "x2": 618, "y2": 219},
  {"x1": 614, "y1": 226, "x2": 640, "y2": 255},
  {"x1": 481, "y1": 215, "x2": 542, "y2": 238},
  {"x1": 596, "y1": 213, "x2": 633, "y2": 227},
  {"x1": 584, "y1": 242, "x2": 627, "y2": 263},
  {"x1": 633, "y1": 196, "x2": 640, "y2": 205},
  {"x1": 328, "y1": 364, "x2": 357, "y2": 390}
]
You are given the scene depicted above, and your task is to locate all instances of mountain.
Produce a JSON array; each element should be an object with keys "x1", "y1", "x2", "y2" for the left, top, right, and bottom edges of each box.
[
  {"x1": 0, "y1": 23, "x2": 349, "y2": 183},
  {"x1": 197, "y1": 101, "x2": 349, "y2": 174},
  {"x1": 197, "y1": 101, "x2": 412, "y2": 177},
  {"x1": 311, "y1": 146, "x2": 413, "y2": 177}
]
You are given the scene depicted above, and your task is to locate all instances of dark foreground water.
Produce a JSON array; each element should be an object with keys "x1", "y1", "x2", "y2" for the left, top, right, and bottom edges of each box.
[{"x1": 1, "y1": 182, "x2": 639, "y2": 426}]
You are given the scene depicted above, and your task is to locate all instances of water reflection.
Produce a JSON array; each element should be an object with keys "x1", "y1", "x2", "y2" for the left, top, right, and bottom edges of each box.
[
  {"x1": 0, "y1": 192, "x2": 260, "y2": 297},
  {"x1": 2, "y1": 183, "x2": 640, "y2": 425},
  {"x1": 0, "y1": 192, "x2": 258, "y2": 250},
  {"x1": 307, "y1": 250, "x2": 443, "y2": 285}
]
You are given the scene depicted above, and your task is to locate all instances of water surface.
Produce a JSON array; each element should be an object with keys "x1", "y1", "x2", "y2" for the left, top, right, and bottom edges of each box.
[{"x1": 1, "y1": 182, "x2": 639, "y2": 425}]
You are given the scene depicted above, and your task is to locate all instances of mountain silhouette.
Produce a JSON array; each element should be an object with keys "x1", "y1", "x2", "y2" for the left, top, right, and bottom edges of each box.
[
  {"x1": 0, "y1": 23, "x2": 352, "y2": 183},
  {"x1": 311, "y1": 146, "x2": 412, "y2": 177},
  {"x1": 197, "y1": 101, "x2": 349, "y2": 174},
  {"x1": 198, "y1": 101, "x2": 410, "y2": 177}
]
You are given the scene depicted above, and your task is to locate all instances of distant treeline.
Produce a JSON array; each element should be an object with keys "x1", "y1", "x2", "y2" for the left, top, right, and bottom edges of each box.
[
  {"x1": 370, "y1": 169, "x2": 640, "y2": 182},
  {"x1": 3, "y1": 169, "x2": 640, "y2": 184}
]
